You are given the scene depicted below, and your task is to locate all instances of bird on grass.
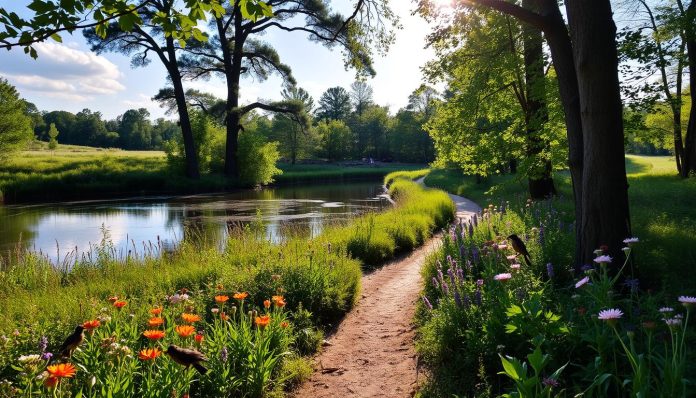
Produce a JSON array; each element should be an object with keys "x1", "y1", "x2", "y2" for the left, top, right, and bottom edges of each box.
[
  {"x1": 508, "y1": 234, "x2": 531, "y2": 266},
  {"x1": 166, "y1": 345, "x2": 208, "y2": 374},
  {"x1": 58, "y1": 325, "x2": 85, "y2": 358}
]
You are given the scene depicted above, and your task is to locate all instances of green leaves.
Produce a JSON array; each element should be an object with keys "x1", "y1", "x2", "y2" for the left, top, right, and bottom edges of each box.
[{"x1": 239, "y1": 0, "x2": 274, "y2": 22}]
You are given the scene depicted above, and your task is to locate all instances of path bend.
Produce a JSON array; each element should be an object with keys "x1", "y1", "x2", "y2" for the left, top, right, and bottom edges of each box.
[{"x1": 292, "y1": 179, "x2": 480, "y2": 398}]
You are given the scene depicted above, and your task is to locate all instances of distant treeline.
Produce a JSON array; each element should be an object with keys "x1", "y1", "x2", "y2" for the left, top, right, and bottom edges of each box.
[{"x1": 27, "y1": 106, "x2": 180, "y2": 150}]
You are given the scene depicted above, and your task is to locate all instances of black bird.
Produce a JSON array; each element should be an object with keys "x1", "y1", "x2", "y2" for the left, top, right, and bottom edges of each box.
[
  {"x1": 166, "y1": 345, "x2": 208, "y2": 374},
  {"x1": 508, "y1": 234, "x2": 531, "y2": 266},
  {"x1": 58, "y1": 325, "x2": 85, "y2": 358}
]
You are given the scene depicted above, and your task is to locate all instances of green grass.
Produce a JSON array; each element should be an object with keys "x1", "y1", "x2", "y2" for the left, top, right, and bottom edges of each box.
[
  {"x1": 0, "y1": 145, "x2": 426, "y2": 203},
  {"x1": 424, "y1": 155, "x2": 696, "y2": 292}
]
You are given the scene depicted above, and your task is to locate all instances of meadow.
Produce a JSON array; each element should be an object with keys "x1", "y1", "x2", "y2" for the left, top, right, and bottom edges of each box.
[
  {"x1": 0, "y1": 145, "x2": 425, "y2": 203},
  {"x1": 424, "y1": 155, "x2": 696, "y2": 292},
  {"x1": 416, "y1": 155, "x2": 696, "y2": 397},
  {"x1": 0, "y1": 173, "x2": 454, "y2": 397}
]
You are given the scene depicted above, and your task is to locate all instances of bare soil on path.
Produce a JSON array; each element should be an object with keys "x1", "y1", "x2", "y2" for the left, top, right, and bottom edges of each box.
[{"x1": 292, "y1": 182, "x2": 480, "y2": 398}]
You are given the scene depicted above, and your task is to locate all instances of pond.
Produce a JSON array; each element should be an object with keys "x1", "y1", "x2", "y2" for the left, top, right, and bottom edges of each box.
[{"x1": 0, "y1": 181, "x2": 389, "y2": 265}]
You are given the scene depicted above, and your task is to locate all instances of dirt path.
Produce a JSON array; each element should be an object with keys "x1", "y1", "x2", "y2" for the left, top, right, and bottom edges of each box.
[{"x1": 292, "y1": 181, "x2": 480, "y2": 398}]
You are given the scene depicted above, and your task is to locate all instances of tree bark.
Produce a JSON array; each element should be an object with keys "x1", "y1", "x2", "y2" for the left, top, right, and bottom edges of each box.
[
  {"x1": 681, "y1": 1, "x2": 696, "y2": 176},
  {"x1": 566, "y1": 0, "x2": 631, "y2": 264},
  {"x1": 219, "y1": 9, "x2": 244, "y2": 178},
  {"x1": 165, "y1": 38, "x2": 200, "y2": 179},
  {"x1": 522, "y1": 0, "x2": 556, "y2": 199}
]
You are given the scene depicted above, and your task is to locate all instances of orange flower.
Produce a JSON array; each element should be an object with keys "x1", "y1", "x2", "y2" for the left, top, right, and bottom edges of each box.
[
  {"x1": 181, "y1": 313, "x2": 201, "y2": 323},
  {"x1": 82, "y1": 319, "x2": 101, "y2": 331},
  {"x1": 233, "y1": 292, "x2": 248, "y2": 300},
  {"x1": 274, "y1": 297, "x2": 286, "y2": 308},
  {"x1": 272, "y1": 295, "x2": 284, "y2": 304},
  {"x1": 46, "y1": 363, "x2": 76, "y2": 379},
  {"x1": 143, "y1": 330, "x2": 166, "y2": 340},
  {"x1": 44, "y1": 376, "x2": 59, "y2": 388},
  {"x1": 148, "y1": 317, "x2": 165, "y2": 327},
  {"x1": 255, "y1": 315, "x2": 271, "y2": 329},
  {"x1": 195, "y1": 333, "x2": 204, "y2": 343},
  {"x1": 263, "y1": 300, "x2": 271, "y2": 309},
  {"x1": 280, "y1": 321, "x2": 289, "y2": 328},
  {"x1": 175, "y1": 325, "x2": 196, "y2": 337},
  {"x1": 150, "y1": 307, "x2": 162, "y2": 316},
  {"x1": 220, "y1": 312, "x2": 229, "y2": 321},
  {"x1": 113, "y1": 300, "x2": 127, "y2": 309},
  {"x1": 138, "y1": 348, "x2": 161, "y2": 361},
  {"x1": 215, "y1": 295, "x2": 229, "y2": 304}
]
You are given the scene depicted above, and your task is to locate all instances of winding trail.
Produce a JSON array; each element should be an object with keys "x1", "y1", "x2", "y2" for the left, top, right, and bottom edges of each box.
[{"x1": 292, "y1": 179, "x2": 480, "y2": 398}]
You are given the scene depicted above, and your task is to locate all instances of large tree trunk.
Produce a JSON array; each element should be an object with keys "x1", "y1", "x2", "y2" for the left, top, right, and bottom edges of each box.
[
  {"x1": 681, "y1": 9, "x2": 696, "y2": 177},
  {"x1": 522, "y1": 0, "x2": 556, "y2": 199},
  {"x1": 538, "y1": 0, "x2": 584, "y2": 269},
  {"x1": 165, "y1": 39, "x2": 200, "y2": 179},
  {"x1": 566, "y1": 0, "x2": 631, "y2": 264}
]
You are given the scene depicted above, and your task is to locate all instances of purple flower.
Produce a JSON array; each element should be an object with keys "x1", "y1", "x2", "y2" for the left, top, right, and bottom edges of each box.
[
  {"x1": 538, "y1": 226, "x2": 545, "y2": 246},
  {"x1": 41, "y1": 352, "x2": 53, "y2": 361},
  {"x1": 476, "y1": 279, "x2": 484, "y2": 287},
  {"x1": 474, "y1": 289, "x2": 482, "y2": 305},
  {"x1": 468, "y1": 222, "x2": 474, "y2": 238},
  {"x1": 456, "y1": 267, "x2": 464, "y2": 280},
  {"x1": 678, "y1": 296, "x2": 696, "y2": 309},
  {"x1": 542, "y1": 377, "x2": 559, "y2": 388},
  {"x1": 437, "y1": 268, "x2": 444, "y2": 284},
  {"x1": 422, "y1": 296, "x2": 433, "y2": 310},
  {"x1": 220, "y1": 347, "x2": 229, "y2": 363},
  {"x1": 471, "y1": 247, "x2": 480, "y2": 263},
  {"x1": 575, "y1": 276, "x2": 590, "y2": 289},
  {"x1": 431, "y1": 277, "x2": 439, "y2": 290},
  {"x1": 473, "y1": 214, "x2": 478, "y2": 227},
  {"x1": 448, "y1": 268, "x2": 456, "y2": 286},
  {"x1": 546, "y1": 263, "x2": 554, "y2": 279},
  {"x1": 442, "y1": 282, "x2": 449, "y2": 295},
  {"x1": 594, "y1": 255, "x2": 612, "y2": 264},
  {"x1": 39, "y1": 336, "x2": 48, "y2": 353},
  {"x1": 466, "y1": 260, "x2": 473, "y2": 272},
  {"x1": 598, "y1": 308, "x2": 624, "y2": 326},
  {"x1": 581, "y1": 264, "x2": 594, "y2": 272},
  {"x1": 623, "y1": 278, "x2": 640, "y2": 293},
  {"x1": 454, "y1": 291, "x2": 462, "y2": 307}
]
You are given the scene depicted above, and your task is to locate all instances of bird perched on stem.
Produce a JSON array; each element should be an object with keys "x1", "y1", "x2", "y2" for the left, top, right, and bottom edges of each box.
[
  {"x1": 508, "y1": 234, "x2": 531, "y2": 266},
  {"x1": 166, "y1": 345, "x2": 208, "y2": 374},
  {"x1": 58, "y1": 325, "x2": 85, "y2": 358}
]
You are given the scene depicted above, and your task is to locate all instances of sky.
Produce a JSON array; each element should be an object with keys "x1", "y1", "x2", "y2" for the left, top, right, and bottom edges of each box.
[{"x1": 0, "y1": 1, "x2": 438, "y2": 120}]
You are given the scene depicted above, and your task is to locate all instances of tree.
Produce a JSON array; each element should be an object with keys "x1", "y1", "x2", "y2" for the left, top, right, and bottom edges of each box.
[
  {"x1": 389, "y1": 108, "x2": 435, "y2": 163},
  {"x1": 407, "y1": 84, "x2": 439, "y2": 118},
  {"x1": 618, "y1": 0, "x2": 688, "y2": 174},
  {"x1": 675, "y1": 0, "x2": 696, "y2": 176},
  {"x1": 84, "y1": 2, "x2": 203, "y2": 178},
  {"x1": 317, "y1": 87, "x2": 352, "y2": 121},
  {"x1": 47, "y1": 122, "x2": 59, "y2": 150},
  {"x1": 118, "y1": 108, "x2": 153, "y2": 149},
  {"x1": 268, "y1": 86, "x2": 315, "y2": 164},
  {"x1": 177, "y1": 0, "x2": 395, "y2": 178},
  {"x1": 0, "y1": 78, "x2": 32, "y2": 159},
  {"x1": 565, "y1": 0, "x2": 631, "y2": 264},
  {"x1": 349, "y1": 105, "x2": 391, "y2": 159},
  {"x1": 350, "y1": 80, "x2": 374, "y2": 116},
  {"x1": 317, "y1": 120, "x2": 354, "y2": 161}
]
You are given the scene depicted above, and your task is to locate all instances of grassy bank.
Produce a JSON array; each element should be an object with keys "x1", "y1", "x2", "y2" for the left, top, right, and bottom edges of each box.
[
  {"x1": 0, "y1": 175, "x2": 454, "y2": 396},
  {"x1": 0, "y1": 145, "x2": 426, "y2": 203},
  {"x1": 424, "y1": 155, "x2": 696, "y2": 292}
]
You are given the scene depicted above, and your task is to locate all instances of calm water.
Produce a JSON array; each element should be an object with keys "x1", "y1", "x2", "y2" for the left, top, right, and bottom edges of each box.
[{"x1": 0, "y1": 182, "x2": 388, "y2": 264}]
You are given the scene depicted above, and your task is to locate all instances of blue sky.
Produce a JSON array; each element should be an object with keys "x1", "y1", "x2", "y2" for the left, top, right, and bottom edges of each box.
[{"x1": 0, "y1": 1, "x2": 436, "y2": 119}]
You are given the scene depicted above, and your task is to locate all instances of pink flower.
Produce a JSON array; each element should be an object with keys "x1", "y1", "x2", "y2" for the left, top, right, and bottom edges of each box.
[
  {"x1": 506, "y1": 255, "x2": 518, "y2": 263},
  {"x1": 623, "y1": 237, "x2": 639, "y2": 245},
  {"x1": 678, "y1": 296, "x2": 696, "y2": 309},
  {"x1": 594, "y1": 255, "x2": 612, "y2": 264},
  {"x1": 494, "y1": 273, "x2": 512, "y2": 281},
  {"x1": 510, "y1": 264, "x2": 521, "y2": 271},
  {"x1": 598, "y1": 308, "x2": 623, "y2": 326},
  {"x1": 575, "y1": 276, "x2": 590, "y2": 289}
]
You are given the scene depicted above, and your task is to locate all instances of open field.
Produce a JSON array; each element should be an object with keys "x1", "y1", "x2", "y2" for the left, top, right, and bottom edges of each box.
[{"x1": 0, "y1": 145, "x2": 425, "y2": 203}]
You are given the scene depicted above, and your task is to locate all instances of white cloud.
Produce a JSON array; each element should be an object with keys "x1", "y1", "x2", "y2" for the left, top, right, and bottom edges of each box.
[{"x1": 0, "y1": 42, "x2": 125, "y2": 102}]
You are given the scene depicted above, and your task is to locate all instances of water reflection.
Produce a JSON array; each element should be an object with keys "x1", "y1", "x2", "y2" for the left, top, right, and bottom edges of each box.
[{"x1": 0, "y1": 182, "x2": 387, "y2": 264}]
